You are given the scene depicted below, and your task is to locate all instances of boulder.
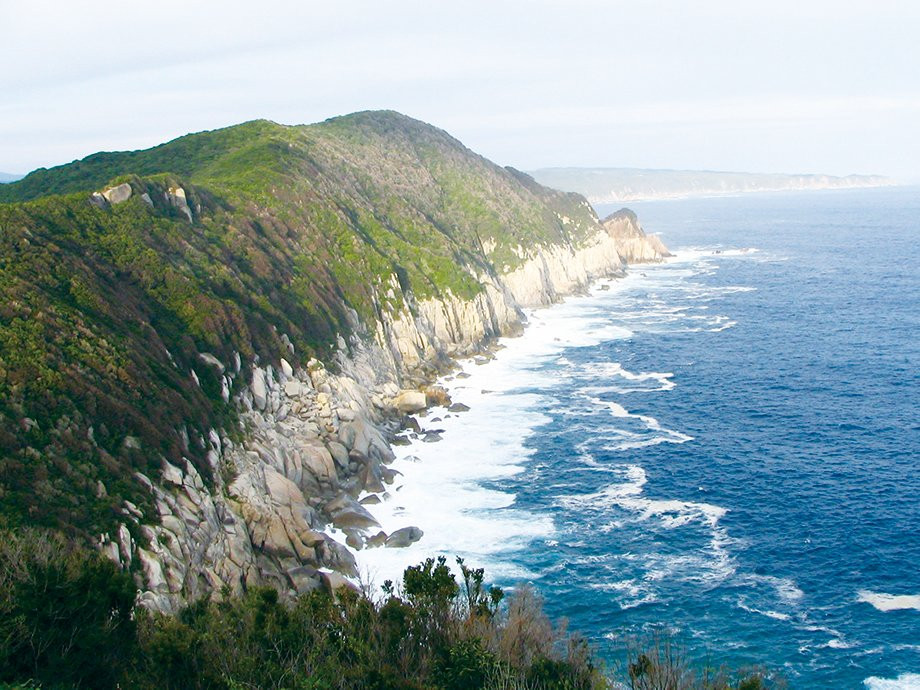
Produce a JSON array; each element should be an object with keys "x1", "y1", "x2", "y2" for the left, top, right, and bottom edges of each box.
[
  {"x1": 381, "y1": 468, "x2": 401, "y2": 485},
  {"x1": 251, "y1": 369, "x2": 268, "y2": 411},
  {"x1": 448, "y1": 402, "x2": 471, "y2": 412},
  {"x1": 344, "y1": 530, "x2": 364, "y2": 550},
  {"x1": 366, "y1": 531, "x2": 388, "y2": 548},
  {"x1": 167, "y1": 186, "x2": 193, "y2": 222},
  {"x1": 301, "y1": 442, "x2": 336, "y2": 481},
  {"x1": 359, "y1": 461, "x2": 386, "y2": 494},
  {"x1": 327, "y1": 441, "x2": 350, "y2": 469},
  {"x1": 393, "y1": 390, "x2": 427, "y2": 413},
  {"x1": 331, "y1": 503, "x2": 379, "y2": 530},
  {"x1": 325, "y1": 494, "x2": 380, "y2": 530},
  {"x1": 283, "y1": 380, "x2": 303, "y2": 398},
  {"x1": 338, "y1": 419, "x2": 372, "y2": 454},
  {"x1": 424, "y1": 386, "x2": 451, "y2": 407},
  {"x1": 385, "y1": 526, "x2": 424, "y2": 548},
  {"x1": 287, "y1": 566, "x2": 322, "y2": 595},
  {"x1": 320, "y1": 571, "x2": 358, "y2": 595},
  {"x1": 101, "y1": 183, "x2": 132, "y2": 205},
  {"x1": 251, "y1": 514, "x2": 297, "y2": 559},
  {"x1": 297, "y1": 530, "x2": 327, "y2": 548},
  {"x1": 198, "y1": 352, "x2": 225, "y2": 373},
  {"x1": 318, "y1": 539, "x2": 359, "y2": 577}
]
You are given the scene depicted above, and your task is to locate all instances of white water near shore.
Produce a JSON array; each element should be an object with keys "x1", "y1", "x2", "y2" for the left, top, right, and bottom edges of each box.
[
  {"x1": 354, "y1": 253, "x2": 707, "y2": 590},
  {"x1": 865, "y1": 674, "x2": 920, "y2": 690}
]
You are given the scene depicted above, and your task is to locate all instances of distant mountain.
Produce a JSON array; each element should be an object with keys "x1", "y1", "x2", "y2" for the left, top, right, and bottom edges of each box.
[
  {"x1": 528, "y1": 167, "x2": 894, "y2": 202},
  {"x1": 0, "y1": 172, "x2": 23, "y2": 183}
]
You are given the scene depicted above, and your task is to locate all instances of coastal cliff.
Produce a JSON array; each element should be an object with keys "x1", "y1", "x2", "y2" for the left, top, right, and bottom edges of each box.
[
  {"x1": 0, "y1": 111, "x2": 668, "y2": 611},
  {"x1": 601, "y1": 208, "x2": 671, "y2": 263}
]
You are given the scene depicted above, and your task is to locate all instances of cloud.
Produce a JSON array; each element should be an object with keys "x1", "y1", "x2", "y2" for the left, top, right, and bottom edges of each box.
[{"x1": 1, "y1": 1, "x2": 918, "y2": 176}]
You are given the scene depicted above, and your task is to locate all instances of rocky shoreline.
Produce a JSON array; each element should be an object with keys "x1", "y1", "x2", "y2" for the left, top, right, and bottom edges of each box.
[{"x1": 100, "y1": 212, "x2": 669, "y2": 613}]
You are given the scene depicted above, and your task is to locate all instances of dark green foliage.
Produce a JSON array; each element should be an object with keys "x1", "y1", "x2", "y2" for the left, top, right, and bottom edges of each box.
[
  {"x1": 434, "y1": 637, "x2": 498, "y2": 689},
  {"x1": 0, "y1": 529, "x2": 137, "y2": 689},
  {"x1": 0, "y1": 536, "x2": 776, "y2": 689},
  {"x1": 125, "y1": 556, "x2": 609, "y2": 689}
]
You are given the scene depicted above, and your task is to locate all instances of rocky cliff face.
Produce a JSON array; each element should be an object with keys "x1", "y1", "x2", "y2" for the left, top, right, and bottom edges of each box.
[
  {"x1": 0, "y1": 111, "x2": 668, "y2": 611},
  {"x1": 121, "y1": 218, "x2": 646, "y2": 612},
  {"x1": 601, "y1": 209, "x2": 671, "y2": 263}
]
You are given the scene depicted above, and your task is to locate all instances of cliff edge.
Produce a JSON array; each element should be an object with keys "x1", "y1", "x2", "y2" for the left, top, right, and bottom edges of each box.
[
  {"x1": 601, "y1": 208, "x2": 671, "y2": 263},
  {"x1": 0, "y1": 111, "x2": 666, "y2": 611}
]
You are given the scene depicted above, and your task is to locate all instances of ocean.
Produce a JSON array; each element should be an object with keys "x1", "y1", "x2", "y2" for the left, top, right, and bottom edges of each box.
[{"x1": 355, "y1": 187, "x2": 920, "y2": 688}]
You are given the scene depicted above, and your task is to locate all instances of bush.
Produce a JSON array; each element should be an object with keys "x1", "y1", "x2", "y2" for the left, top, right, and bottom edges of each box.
[
  {"x1": 0, "y1": 534, "x2": 774, "y2": 689},
  {"x1": 0, "y1": 529, "x2": 137, "y2": 689},
  {"x1": 624, "y1": 632, "x2": 782, "y2": 690}
]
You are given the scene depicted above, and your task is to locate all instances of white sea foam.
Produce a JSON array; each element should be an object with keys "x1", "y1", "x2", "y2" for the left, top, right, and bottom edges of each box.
[
  {"x1": 858, "y1": 590, "x2": 920, "y2": 612},
  {"x1": 736, "y1": 599, "x2": 792, "y2": 622},
  {"x1": 864, "y1": 673, "x2": 920, "y2": 689},
  {"x1": 355, "y1": 273, "x2": 659, "y2": 587},
  {"x1": 558, "y1": 465, "x2": 735, "y2": 586},
  {"x1": 589, "y1": 578, "x2": 659, "y2": 609},
  {"x1": 355, "y1": 244, "x2": 744, "y2": 591},
  {"x1": 587, "y1": 396, "x2": 693, "y2": 450},
  {"x1": 738, "y1": 573, "x2": 804, "y2": 605},
  {"x1": 579, "y1": 362, "x2": 676, "y2": 394}
]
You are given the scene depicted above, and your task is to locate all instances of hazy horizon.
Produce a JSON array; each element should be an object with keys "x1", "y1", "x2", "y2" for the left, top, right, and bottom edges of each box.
[{"x1": 3, "y1": 1, "x2": 919, "y2": 181}]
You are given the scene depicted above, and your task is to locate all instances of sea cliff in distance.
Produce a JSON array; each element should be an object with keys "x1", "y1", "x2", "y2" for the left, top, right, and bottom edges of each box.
[{"x1": 528, "y1": 166, "x2": 894, "y2": 202}]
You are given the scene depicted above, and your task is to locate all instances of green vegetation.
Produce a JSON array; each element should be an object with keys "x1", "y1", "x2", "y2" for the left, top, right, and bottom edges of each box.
[
  {"x1": 0, "y1": 111, "x2": 604, "y2": 540},
  {"x1": 0, "y1": 529, "x2": 776, "y2": 689}
]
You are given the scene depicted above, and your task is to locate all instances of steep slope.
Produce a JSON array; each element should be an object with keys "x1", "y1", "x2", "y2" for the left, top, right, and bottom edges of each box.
[
  {"x1": 0, "y1": 111, "x2": 661, "y2": 609},
  {"x1": 601, "y1": 209, "x2": 671, "y2": 262}
]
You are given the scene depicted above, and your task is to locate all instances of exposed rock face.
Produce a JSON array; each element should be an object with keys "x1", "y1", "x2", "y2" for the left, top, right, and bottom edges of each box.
[
  {"x1": 101, "y1": 182, "x2": 133, "y2": 205},
  {"x1": 601, "y1": 209, "x2": 671, "y2": 263},
  {"x1": 167, "y1": 186, "x2": 193, "y2": 222},
  {"x1": 393, "y1": 390, "x2": 427, "y2": 413},
  {"x1": 95, "y1": 215, "x2": 671, "y2": 612},
  {"x1": 386, "y1": 526, "x2": 424, "y2": 548}
]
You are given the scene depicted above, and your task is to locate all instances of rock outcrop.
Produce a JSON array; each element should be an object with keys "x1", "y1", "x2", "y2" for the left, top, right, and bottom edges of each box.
[{"x1": 601, "y1": 209, "x2": 671, "y2": 263}]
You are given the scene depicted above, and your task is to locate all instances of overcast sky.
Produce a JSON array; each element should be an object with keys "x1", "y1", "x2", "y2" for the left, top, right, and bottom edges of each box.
[{"x1": 2, "y1": 0, "x2": 919, "y2": 180}]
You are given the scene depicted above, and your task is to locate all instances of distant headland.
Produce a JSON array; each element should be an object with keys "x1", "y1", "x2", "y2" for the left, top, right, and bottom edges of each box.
[{"x1": 528, "y1": 167, "x2": 895, "y2": 202}]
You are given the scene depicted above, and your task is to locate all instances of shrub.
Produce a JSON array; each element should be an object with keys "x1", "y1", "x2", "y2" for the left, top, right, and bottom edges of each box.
[
  {"x1": 0, "y1": 534, "x2": 773, "y2": 689},
  {"x1": 0, "y1": 529, "x2": 137, "y2": 689}
]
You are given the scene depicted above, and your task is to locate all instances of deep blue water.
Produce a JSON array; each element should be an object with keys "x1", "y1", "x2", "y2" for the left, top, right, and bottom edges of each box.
[{"x1": 498, "y1": 189, "x2": 920, "y2": 687}]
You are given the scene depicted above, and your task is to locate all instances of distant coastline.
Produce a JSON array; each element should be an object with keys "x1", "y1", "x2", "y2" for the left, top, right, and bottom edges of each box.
[{"x1": 528, "y1": 167, "x2": 895, "y2": 203}]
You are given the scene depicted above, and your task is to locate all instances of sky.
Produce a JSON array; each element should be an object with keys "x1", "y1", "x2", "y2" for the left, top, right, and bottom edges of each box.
[{"x1": 2, "y1": 0, "x2": 919, "y2": 180}]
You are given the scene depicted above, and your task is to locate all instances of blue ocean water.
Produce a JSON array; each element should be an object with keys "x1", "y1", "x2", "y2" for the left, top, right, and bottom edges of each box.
[
  {"x1": 357, "y1": 187, "x2": 919, "y2": 687},
  {"x1": 511, "y1": 188, "x2": 920, "y2": 687}
]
